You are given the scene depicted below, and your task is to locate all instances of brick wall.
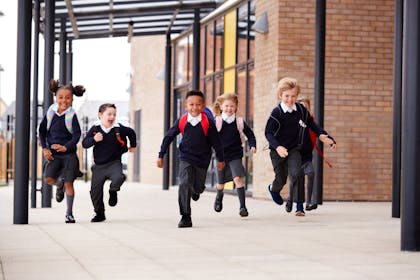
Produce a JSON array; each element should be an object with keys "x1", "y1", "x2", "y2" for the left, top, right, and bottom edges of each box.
[{"x1": 253, "y1": 0, "x2": 394, "y2": 201}]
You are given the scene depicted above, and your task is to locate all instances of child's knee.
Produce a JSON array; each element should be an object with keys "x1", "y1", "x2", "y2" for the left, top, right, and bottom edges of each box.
[
  {"x1": 111, "y1": 173, "x2": 126, "y2": 188},
  {"x1": 45, "y1": 177, "x2": 56, "y2": 185}
]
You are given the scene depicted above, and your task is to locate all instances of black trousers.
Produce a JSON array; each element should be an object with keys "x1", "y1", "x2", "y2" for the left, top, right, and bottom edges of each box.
[
  {"x1": 178, "y1": 160, "x2": 207, "y2": 216},
  {"x1": 269, "y1": 148, "x2": 304, "y2": 203},
  {"x1": 90, "y1": 160, "x2": 125, "y2": 214}
]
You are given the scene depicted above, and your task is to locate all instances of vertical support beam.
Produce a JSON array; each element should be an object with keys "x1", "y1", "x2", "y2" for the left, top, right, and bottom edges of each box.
[
  {"x1": 59, "y1": 17, "x2": 67, "y2": 84},
  {"x1": 66, "y1": 39, "x2": 73, "y2": 84},
  {"x1": 163, "y1": 34, "x2": 172, "y2": 190},
  {"x1": 392, "y1": 0, "x2": 403, "y2": 218},
  {"x1": 13, "y1": 0, "x2": 32, "y2": 224},
  {"x1": 313, "y1": 0, "x2": 326, "y2": 205},
  {"x1": 42, "y1": 0, "x2": 55, "y2": 208},
  {"x1": 31, "y1": 0, "x2": 40, "y2": 208},
  {"x1": 192, "y1": 9, "x2": 200, "y2": 90},
  {"x1": 401, "y1": 0, "x2": 420, "y2": 251},
  {"x1": 83, "y1": 116, "x2": 88, "y2": 182}
]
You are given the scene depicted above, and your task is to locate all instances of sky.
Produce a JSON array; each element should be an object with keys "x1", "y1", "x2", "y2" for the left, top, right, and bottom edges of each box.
[{"x1": 0, "y1": 2, "x2": 131, "y2": 109}]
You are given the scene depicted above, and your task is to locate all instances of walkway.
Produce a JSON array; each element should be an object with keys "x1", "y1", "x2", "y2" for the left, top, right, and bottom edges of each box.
[{"x1": 0, "y1": 181, "x2": 419, "y2": 279}]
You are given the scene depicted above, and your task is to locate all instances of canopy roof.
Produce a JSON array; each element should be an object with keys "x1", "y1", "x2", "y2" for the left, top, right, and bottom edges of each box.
[{"x1": 39, "y1": 0, "x2": 221, "y2": 40}]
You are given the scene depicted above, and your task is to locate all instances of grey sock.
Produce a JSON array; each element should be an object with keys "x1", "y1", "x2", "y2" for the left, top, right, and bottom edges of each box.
[
  {"x1": 216, "y1": 189, "x2": 224, "y2": 198},
  {"x1": 237, "y1": 187, "x2": 246, "y2": 208},
  {"x1": 66, "y1": 194, "x2": 74, "y2": 215}
]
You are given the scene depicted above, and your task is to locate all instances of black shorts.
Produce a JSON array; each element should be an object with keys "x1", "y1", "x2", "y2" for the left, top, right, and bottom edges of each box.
[{"x1": 44, "y1": 153, "x2": 80, "y2": 183}]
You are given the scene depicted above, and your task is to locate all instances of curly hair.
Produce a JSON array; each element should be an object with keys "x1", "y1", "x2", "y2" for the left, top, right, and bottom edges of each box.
[{"x1": 48, "y1": 79, "x2": 85, "y2": 97}]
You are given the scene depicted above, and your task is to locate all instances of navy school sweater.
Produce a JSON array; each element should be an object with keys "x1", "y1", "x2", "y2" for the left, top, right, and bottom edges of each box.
[
  {"x1": 265, "y1": 103, "x2": 327, "y2": 151},
  {"x1": 218, "y1": 119, "x2": 256, "y2": 162},
  {"x1": 158, "y1": 118, "x2": 224, "y2": 169},
  {"x1": 82, "y1": 124, "x2": 137, "y2": 165},
  {"x1": 38, "y1": 114, "x2": 81, "y2": 155}
]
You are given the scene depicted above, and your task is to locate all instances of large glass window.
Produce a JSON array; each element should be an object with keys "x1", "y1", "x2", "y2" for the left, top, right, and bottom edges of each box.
[
  {"x1": 175, "y1": 36, "x2": 188, "y2": 86},
  {"x1": 215, "y1": 17, "x2": 224, "y2": 71},
  {"x1": 237, "y1": 3, "x2": 248, "y2": 63},
  {"x1": 205, "y1": 22, "x2": 214, "y2": 75}
]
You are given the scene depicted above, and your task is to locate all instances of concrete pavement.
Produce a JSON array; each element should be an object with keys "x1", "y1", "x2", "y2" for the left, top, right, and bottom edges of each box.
[{"x1": 0, "y1": 181, "x2": 419, "y2": 280}]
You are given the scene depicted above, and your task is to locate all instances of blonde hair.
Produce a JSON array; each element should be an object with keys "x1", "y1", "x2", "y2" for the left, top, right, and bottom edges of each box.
[
  {"x1": 212, "y1": 93, "x2": 239, "y2": 116},
  {"x1": 277, "y1": 77, "x2": 300, "y2": 97},
  {"x1": 297, "y1": 97, "x2": 311, "y2": 110}
]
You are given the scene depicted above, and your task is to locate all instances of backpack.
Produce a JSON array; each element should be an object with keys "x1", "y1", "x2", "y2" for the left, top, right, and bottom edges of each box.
[
  {"x1": 215, "y1": 115, "x2": 248, "y2": 143},
  {"x1": 178, "y1": 112, "x2": 210, "y2": 136}
]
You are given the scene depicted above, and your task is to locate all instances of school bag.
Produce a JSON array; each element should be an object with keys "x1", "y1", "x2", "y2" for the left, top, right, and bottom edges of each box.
[
  {"x1": 92, "y1": 124, "x2": 128, "y2": 153},
  {"x1": 178, "y1": 112, "x2": 210, "y2": 136},
  {"x1": 214, "y1": 115, "x2": 248, "y2": 143}
]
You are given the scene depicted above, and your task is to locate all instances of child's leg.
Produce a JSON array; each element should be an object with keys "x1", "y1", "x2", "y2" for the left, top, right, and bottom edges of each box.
[
  {"x1": 178, "y1": 161, "x2": 193, "y2": 217},
  {"x1": 64, "y1": 181, "x2": 74, "y2": 214},
  {"x1": 214, "y1": 162, "x2": 227, "y2": 212},
  {"x1": 90, "y1": 165, "x2": 108, "y2": 215},
  {"x1": 304, "y1": 162, "x2": 315, "y2": 205},
  {"x1": 234, "y1": 176, "x2": 247, "y2": 209},
  {"x1": 269, "y1": 150, "x2": 287, "y2": 193},
  {"x1": 108, "y1": 161, "x2": 125, "y2": 192}
]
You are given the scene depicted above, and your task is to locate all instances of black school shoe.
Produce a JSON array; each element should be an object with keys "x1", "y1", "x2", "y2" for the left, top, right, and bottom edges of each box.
[
  {"x1": 55, "y1": 178, "x2": 65, "y2": 203},
  {"x1": 305, "y1": 204, "x2": 318, "y2": 211},
  {"x1": 285, "y1": 200, "x2": 293, "y2": 213},
  {"x1": 191, "y1": 193, "x2": 200, "y2": 201},
  {"x1": 239, "y1": 207, "x2": 249, "y2": 217},
  {"x1": 91, "y1": 212, "x2": 106, "y2": 222},
  {"x1": 214, "y1": 193, "x2": 223, "y2": 212},
  {"x1": 65, "y1": 214, "x2": 76, "y2": 223},
  {"x1": 109, "y1": 191, "x2": 118, "y2": 207},
  {"x1": 178, "y1": 215, "x2": 192, "y2": 228}
]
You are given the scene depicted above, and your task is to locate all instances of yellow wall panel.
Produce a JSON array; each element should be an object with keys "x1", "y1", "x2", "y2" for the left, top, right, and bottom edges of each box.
[{"x1": 224, "y1": 10, "x2": 236, "y2": 93}]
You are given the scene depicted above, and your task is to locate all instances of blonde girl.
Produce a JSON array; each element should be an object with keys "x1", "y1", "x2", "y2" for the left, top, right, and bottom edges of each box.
[{"x1": 212, "y1": 93, "x2": 256, "y2": 217}]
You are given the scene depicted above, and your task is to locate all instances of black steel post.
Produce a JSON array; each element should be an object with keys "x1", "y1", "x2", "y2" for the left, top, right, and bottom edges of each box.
[
  {"x1": 13, "y1": 0, "x2": 32, "y2": 224},
  {"x1": 84, "y1": 116, "x2": 88, "y2": 182},
  {"x1": 401, "y1": 0, "x2": 420, "y2": 251},
  {"x1": 66, "y1": 39, "x2": 73, "y2": 84},
  {"x1": 392, "y1": 0, "x2": 403, "y2": 218},
  {"x1": 313, "y1": 0, "x2": 326, "y2": 205},
  {"x1": 59, "y1": 17, "x2": 67, "y2": 84},
  {"x1": 192, "y1": 9, "x2": 200, "y2": 90},
  {"x1": 31, "y1": 0, "x2": 40, "y2": 208},
  {"x1": 41, "y1": 0, "x2": 55, "y2": 208},
  {"x1": 163, "y1": 34, "x2": 172, "y2": 190},
  {"x1": 6, "y1": 115, "x2": 11, "y2": 185}
]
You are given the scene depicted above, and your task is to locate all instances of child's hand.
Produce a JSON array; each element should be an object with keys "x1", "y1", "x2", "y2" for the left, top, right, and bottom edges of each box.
[
  {"x1": 157, "y1": 158, "x2": 164, "y2": 168},
  {"x1": 319, "y1": 134, "x2": 337, "y2": 149},
  {"x1": 51, "y1": 144, "x2": 67, "y2": 152},
  {"x1": 43, "y1": 148, "x2": 54, "y2": 161},
  {"x1": 276, "y1": 146, "x2": 288, "y2": 158},
  {"x1": 128, "y1": 147, "x2": 136, "y2": 153},
  {"x1": 94, "y1": 132, "x2": 103, "y2": 142},
  {"x1": 250, "y1": 147, "x2": 257, "y2": 154},
  {"x1": 217, "y1": 161, "x2": 225, "y2": 171}
]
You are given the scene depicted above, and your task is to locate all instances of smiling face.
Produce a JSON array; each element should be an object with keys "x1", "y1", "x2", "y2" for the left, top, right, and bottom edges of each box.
[
  {"x1": 98, "y1": 107, "x2": 117, "y2": 128},
  {"x1": 185, "y1": 95, "x2": 204, "y2": 117},
  {"x1": 55, "y1": 88, "x2": 73, "y2": 114},
  {"x1": 221, "y1": 99, "x2": 237, "y2": 116},
  {"x1": 279, "y1": 87, "x2": 298, "y2": 109}
]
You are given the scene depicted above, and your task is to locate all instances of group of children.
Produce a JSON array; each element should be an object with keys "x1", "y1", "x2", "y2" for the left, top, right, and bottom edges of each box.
[
  {"x1": 157, "y1": 77, "x2": 336, "y2": 228},
  {"x1": 39, "y1": 79, "x2": 136, "y2": 223},
  {"x1": 39, "y1": 76, "x2": 335, "y2": 227}
]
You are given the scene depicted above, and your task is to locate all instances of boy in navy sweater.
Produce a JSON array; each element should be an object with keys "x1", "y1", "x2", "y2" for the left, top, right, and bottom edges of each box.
[
  {"x1": 157, "y1": 90, "x2": 225, "y2": 228},
  {"x1": 39, "y1": 79, "x2": 85, "y2": 223},
  {"x1": 265, "y1": 77, "x2": 335, "y2": 216},
  {"x1": 82, "y1": 103, "x2": 137, "y2": 222}
]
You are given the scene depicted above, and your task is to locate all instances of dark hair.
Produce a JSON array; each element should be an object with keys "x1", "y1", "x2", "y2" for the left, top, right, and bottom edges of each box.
[
  {"x1": 48, "y1": 79, "x2": 85, "y2": 97},
  {"x1": 98, "y1": 103, "x2": 116, "y2": 113},
  {"x1": 186, "y1": 90, "x2": 204, "y2": 101}
]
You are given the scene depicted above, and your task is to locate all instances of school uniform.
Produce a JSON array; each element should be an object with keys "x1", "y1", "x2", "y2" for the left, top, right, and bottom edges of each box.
[
  {"x1": 82, "y1": 123, "x2": 137, "y2": 215},
  {"x1": 159, "y1": 112, "x2": 224, "y2": 217},
  {"x1": 38, "y1": 105, "x2": 81, "y2": 182},
  {"x1": 265, "y1": 102, "x2": 326, "y2": 204}
]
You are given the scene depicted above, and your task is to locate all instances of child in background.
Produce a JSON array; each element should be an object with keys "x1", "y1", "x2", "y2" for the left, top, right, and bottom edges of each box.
[
  {"x1": 294, "y1": 98, "x2": 336, "y2": 211},
  {"x1": 212, "y1": 93, "x2": 256, "y2": 217},
  {"x1": 38, "y1": 79, "x2": 85, "y2": 223},
  {"x1": 82, "y1": 103, "x2": 137, "y2": 222},
  {"x1": 265, "y1": 77, "x2": 335, "y2": 216},
  {"x1": 157, "y1": 90, "x2": 225, "y2": 228}
]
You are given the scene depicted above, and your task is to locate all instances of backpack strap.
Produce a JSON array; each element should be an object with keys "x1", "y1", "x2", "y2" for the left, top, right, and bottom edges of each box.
[
  {"x1": 215, "y1": 115, "x2": 223, "y2": 132},
  {"x1": 178, "y1": 112, "x2": 209, "y2": 136},
  {"x1": 46, "y1": 104, "x2": 74, "y2": 133},
  {"x1": 114, "y1": 126, "x2": 125, "y2": 147},
  {"x1": 178, "y1": 113, "x2": 188, "y2": 135}
]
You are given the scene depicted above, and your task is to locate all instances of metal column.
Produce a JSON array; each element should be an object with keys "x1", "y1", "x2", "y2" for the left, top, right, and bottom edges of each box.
[
  {"x1": 31, "y1": 0, "x2": 40, "y2": 208},
  {"x1": 66, "y1": 39, "x2": 73, "y2": 84},
  {"x1": 192, "y1": 9, "x2": 200, "y2": 90},
  {"x1": 13, "y1": 0, "x2": 32, "y2": 224},
  {"x1": 163, "y1": 34, "x2": 172, "y2": 190},
  {"x1": 313, "y1": 0, "x2": 326, "y2": 204},
  {"x1": 392, "y1": 0, "x2": 403, "y2": 219},
  {"x1": 401, "y1": 0, "x2": 420, "y2": 251},
  {"x1": 41, "y1": 0, "x2": 55, "y2": 208},
  {"x1": 59, "y1": 17, "x2": 67, "y2": 84}
]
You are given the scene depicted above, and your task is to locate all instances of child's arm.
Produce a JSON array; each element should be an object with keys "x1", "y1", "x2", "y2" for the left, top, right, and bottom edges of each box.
[
  {"x1": 157, "y1": 120, "x2": 180, "y2": 168},
  {"x1": 82, "y1": 126, "x2": 98, "y2": 148},
  {"x1": 305, "y1": 114, "x2": 336, "y2": 149},
  {"x1": 125, "y1": 126, "x2": 137, "y2": 152},
  {"x1": 265, "y1": 108, "x2": 286, "y2": 156},
  {"x1": 243, "y1": 122, "x2": 257, "y2": 153},
  {"x1": 38, "y1": 116, "x2": 54, "y2": 161}
]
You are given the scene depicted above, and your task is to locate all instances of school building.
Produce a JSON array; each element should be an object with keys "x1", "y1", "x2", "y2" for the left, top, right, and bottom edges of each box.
[{"x1": 128, "y1": 0, "x2": 394, "y2": 202}]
